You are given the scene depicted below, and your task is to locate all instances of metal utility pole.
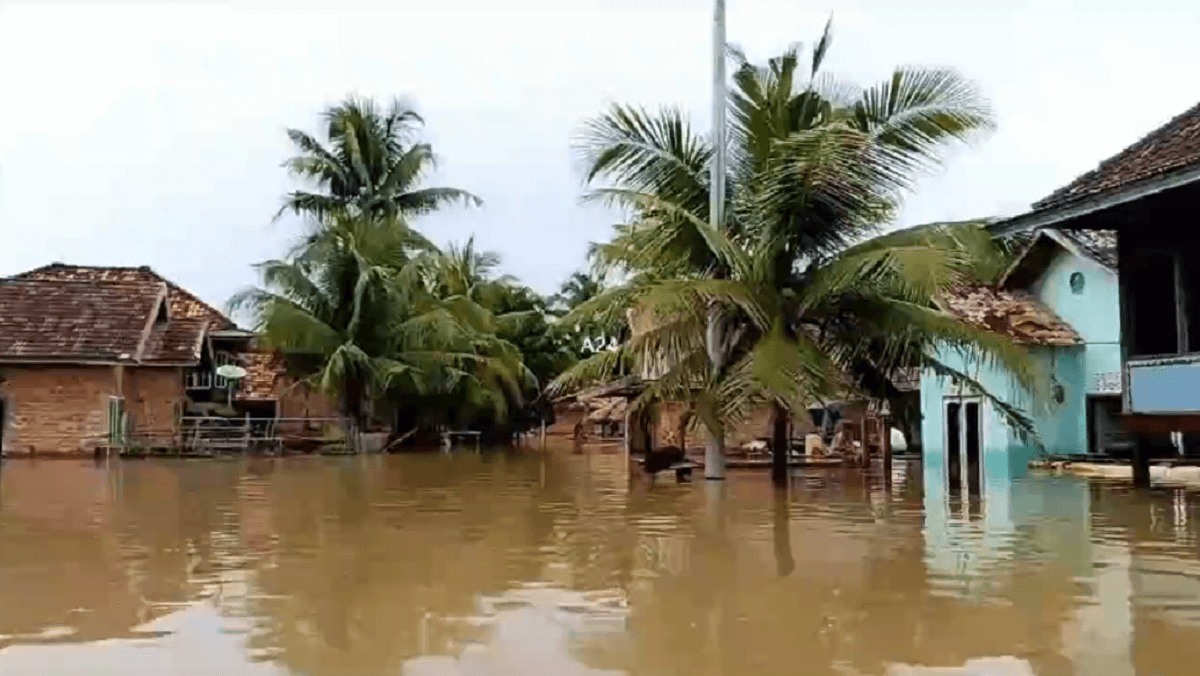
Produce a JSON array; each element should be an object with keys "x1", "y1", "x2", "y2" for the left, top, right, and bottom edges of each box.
[
  {"x1": 710, "y1": 0, "x2": 727, "y2": 231},
  {"x1": 704, "y1": 0, "x2": 728, "y2": 481}
]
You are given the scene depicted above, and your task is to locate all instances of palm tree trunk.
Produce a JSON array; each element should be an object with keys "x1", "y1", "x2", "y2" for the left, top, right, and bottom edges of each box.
[{"x1": 771, "y1": 401, "x2": 789, "y2": 485}]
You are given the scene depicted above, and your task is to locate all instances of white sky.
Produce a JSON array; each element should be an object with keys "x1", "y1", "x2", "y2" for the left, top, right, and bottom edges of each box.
[{"x1": 2, "y1": 0, "x2": 1198, "y2": 318}]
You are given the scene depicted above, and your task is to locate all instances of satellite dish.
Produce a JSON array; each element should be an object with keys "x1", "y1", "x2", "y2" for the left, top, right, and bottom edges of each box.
[{"x1": 215, "y1": 364, "x2": 248, "y2": 380}]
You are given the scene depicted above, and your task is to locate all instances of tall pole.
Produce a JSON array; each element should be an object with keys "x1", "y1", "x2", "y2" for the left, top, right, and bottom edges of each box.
[
  {"x1": 705, "y1": 0, "x2": 728, "y2": 481},
  {"x1": 710, "y1": 0, "x2": 727, "y2": 231}
]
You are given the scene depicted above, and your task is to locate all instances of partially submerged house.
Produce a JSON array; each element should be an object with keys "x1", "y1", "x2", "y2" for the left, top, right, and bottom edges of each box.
[
  {"x1": 993, "y1": 99, "x2": 1200, "y2": 484},
  {"x1": 0, "y1": 264, "x2": 334, "y2": 457},
  {"x1": 921, "y1": 229, "x2": 1127, "y2": 490},
  {"x1": 561, "y1": 306, "x2": 918, "y2": 459}
]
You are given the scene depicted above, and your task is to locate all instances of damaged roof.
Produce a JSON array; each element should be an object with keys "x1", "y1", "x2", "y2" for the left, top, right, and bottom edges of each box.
[
  {"x1": 1000, "y1": 228, "x2": 1118, "y2": 290},
  {"x1": 1056, "y1": 229, "x2": 1117, "y2": 269},
  {"x1": 939, "y1": 286, "x2": 1080, "y2": 346},
  {"x1": 1033, "y1": 101, "x2": 1200, "y2": 211},
  {"x1": 15, "y1": 263, "x2": 237, "y2": 331}
]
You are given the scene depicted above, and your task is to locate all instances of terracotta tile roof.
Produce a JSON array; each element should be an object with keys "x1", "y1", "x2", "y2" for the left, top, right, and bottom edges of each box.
[
  {"x1": 0, "y1": 278, "x2": 159, "y2": 361},
  {"x1": 142, "y1": 318, "x2": 207, "y2": 365},
  {"x1": 1033, "y1": 101, "x2": 1200, "y2": 210},
  {"x1": 236, "y1": 351, "x2": 286, "y2": 401},
  {"x1": 16, "y1": 264, "x2": 237, "y2": 331},
  {"x1": 1057, "y1": 229, "x2": 1117, "y2": 269},
  {"x1": 939, "y1": 286, "x2": 1080, "y2": 346}
]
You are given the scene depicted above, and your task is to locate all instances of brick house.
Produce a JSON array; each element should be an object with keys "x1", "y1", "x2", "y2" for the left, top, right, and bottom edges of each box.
[{"x1": 0, "y1": 264, "x2": 334, "y2": 457}]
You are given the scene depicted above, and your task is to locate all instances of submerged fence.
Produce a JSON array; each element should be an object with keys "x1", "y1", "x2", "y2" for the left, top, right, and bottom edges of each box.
[{"x1": 96, "y1": 416, "x2": 347, "y2": 456}]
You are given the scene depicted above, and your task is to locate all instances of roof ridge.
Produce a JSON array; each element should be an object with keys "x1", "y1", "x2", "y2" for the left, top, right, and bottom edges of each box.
[
  {"x1": 10, "y1": 262, "x2": 236, "y2": 329},
  {"x1": 1033, "y1": 99, "x2": 1200, "y2": 210},
  {"x1": 12, "y1": 262, "x2": 158, "y2": 276}
]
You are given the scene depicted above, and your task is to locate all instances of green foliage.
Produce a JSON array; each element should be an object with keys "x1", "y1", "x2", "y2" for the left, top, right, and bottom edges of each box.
[
  {"x1": 236, "y1": 96, "x2": 571, "y2": 438},
  {"x1": 553, "y1": 21, "x2": 1040, "y2": 445},
  {"x1": 278, "y1": 95, "x2": 481, "y2": 222}
]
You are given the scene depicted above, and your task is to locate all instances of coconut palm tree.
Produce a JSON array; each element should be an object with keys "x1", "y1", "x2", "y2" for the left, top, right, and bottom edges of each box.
[
  {"x1": 278, "y1": 95, "x2": 481, "y2": 221},
  {"x1": 550, "y1": 270, "x2": 606, "y2": 315},
  {"x1": 230, "y1": 214, "x2": 532, "y2": 445},
  {"x1": 554, "y1": 22, "x2": 1038, "y2": 482}
]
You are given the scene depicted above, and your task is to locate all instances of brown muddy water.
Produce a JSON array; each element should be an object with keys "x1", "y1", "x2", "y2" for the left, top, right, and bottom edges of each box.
[{"x1": 0, "y1": 448, "x2": 1198, "y2": 676}]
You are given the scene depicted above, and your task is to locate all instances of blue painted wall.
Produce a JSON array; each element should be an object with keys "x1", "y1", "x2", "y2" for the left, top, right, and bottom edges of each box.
[
  {"x1": 1128, "y1": 358, "x2": 1200, "y2": 413},
  {"x1": 921, "y1": 242, "x2": 1121, "y2": 484},
  {"x1": 1029, "y1": 247, "x2": 1123, "y2": 392}
]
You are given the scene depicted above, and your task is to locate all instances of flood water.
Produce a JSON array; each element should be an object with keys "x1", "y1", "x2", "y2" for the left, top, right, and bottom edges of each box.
[{"x1": 1, "y1": 448, "x2": 1199, "y2": 676}]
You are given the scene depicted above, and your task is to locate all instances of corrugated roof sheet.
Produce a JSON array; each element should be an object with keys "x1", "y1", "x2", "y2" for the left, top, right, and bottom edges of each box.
[
  {"x1": 1033, "y1": 101, "x2": 1200, "y2": 210},
  {"x1": 940, "y1": 286, "x2": 1080, "y2": 346}
]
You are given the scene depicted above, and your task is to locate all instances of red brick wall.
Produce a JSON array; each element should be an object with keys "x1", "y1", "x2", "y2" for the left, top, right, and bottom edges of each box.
[
  {"x1": 124, "y1": 368, "x2": 185, "y2": 446},
  {"x1": 276, "y1": 376, "x2": 337, "y2": 420},
  {"x1": 0, "y1": 366, "x2": 116, "y2": 456},
  {"x1": 0, "y1": 365, "x2": 185, "y2": 456},
  {"x1": 655, "y1": 401, "x2": 817, "y2": 450},
  {"x1": 548, "y1": 404, "x2": 586, "y2": 436}
]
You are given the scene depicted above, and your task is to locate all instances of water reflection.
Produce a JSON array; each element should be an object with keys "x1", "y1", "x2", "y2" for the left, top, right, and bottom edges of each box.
[{"x1": 0, "y1": 451, "x2": 1199, "y2": 675}]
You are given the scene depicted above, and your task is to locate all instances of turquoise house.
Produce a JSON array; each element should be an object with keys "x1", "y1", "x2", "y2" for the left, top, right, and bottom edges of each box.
[
  {"x1": 993, "y1": 100, "x2": 1200, "y2": 486},
  {"x1": 921, "y1": 229, "x2": 1125, "y2": 490}
]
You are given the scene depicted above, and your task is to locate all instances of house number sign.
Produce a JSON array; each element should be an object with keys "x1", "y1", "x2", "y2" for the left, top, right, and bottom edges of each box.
[{"x1": 1092, "y1": 372, "x2": 1122, "y2": 395}]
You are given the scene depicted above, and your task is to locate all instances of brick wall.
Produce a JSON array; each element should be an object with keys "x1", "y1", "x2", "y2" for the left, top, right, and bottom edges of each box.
[
  {"x1": 0, "y1": 365, "x2": 185, "y2": 457},
  {"x1": 123, "y1": 368, "x2": 185, "y2": 447},
  {"x1": 655, "y1": 401, "x2": 818, "y2": 450},
  {"x1": 270, "y1": 376, "x2": 338, "y2": 444},
  {"x1": 0, "y1": 366, "x2": 116, "y2": 456},
  {"x1": 276, "y1": 375, "x2": 337, "y2": 420}
]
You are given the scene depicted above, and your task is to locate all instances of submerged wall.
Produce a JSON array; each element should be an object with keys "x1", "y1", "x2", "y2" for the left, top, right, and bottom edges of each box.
[{"x1": 922, "y1": 245, "x2": 1123, "y2": 485}]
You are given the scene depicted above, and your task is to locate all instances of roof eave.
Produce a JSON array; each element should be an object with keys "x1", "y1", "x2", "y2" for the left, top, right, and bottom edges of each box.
[
  {"x1": 0, "y1": 357, "x2": 132, "y2": 366},
  {"x1": 996, "y1": 229, "x2": 1108, "y2": 289},
  {"x1": 992, "y1": 164, "x2": 1200, "y2": 237}
]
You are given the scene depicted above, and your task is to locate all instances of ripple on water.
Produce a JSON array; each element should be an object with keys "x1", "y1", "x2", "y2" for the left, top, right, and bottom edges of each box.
[{"x1": 6, "y1": 455, "x2": 1200, "y2": 675}]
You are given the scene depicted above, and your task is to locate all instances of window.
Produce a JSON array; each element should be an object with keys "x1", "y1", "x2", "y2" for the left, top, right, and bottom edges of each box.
[
  {"x1": 1126, "y1": 249, "x2": 1200, "y2": 356},
  {"x1": 1070, "y1": 272, "x2": 1085, "y2": 294},
  {"x1": 108, "y1": 397, "x2": 126, "y2": 445}
]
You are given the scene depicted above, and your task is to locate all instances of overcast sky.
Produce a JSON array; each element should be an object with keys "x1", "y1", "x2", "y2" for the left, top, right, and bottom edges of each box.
[{"x1": 2, "y1": 0, "x2": 1198, "y2": 319}]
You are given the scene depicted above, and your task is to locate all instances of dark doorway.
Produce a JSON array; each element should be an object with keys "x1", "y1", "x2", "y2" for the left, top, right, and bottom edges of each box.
[
  {"x1": 946, "y1": 401, "x2": 962, "y2": 494},
  {"x1": 964, "y1": 401, "x2": 982, "y2": 497},
  {"x1": 1088, "y1": 396, "x2": 1132, "y2": 456}
]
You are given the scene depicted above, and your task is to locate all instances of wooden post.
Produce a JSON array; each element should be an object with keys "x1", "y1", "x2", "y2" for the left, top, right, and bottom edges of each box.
[
  {"x1": 243, "y1": 413, "x2": 250, "y2": 454},
  {"x1": 860, "y1": 417, "x2": 870, "y2": 469},
  {"x1": 881, "y1": 412, "x2": 893, "y2": 488},
  {"x1": 623, "y1": 406, "x2": 632, "y2": 468},
  {"x1": 540, "y1": 418, "x2": 547, "y2": 449},
  {"x1": 1132, "y1": 437, "x2": 1151, "y2": 488}
]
